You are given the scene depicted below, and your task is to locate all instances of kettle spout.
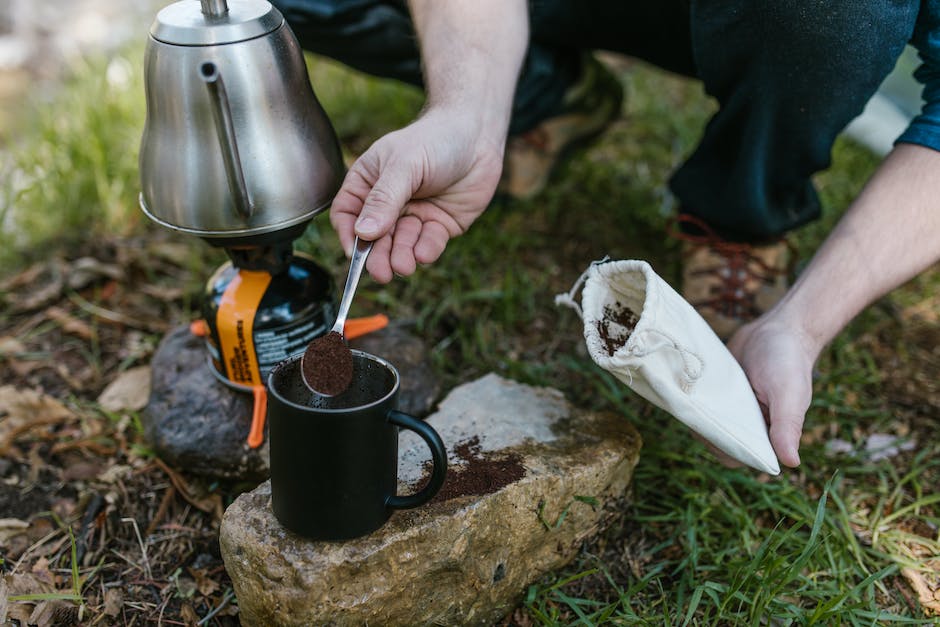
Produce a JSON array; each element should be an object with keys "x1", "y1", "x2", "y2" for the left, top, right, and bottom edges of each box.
[{"x1": 201, "y1": 61, "x2": 253, "y2": 220}]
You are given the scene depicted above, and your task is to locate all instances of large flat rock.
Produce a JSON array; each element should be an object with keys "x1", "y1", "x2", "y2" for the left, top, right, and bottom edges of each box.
[{"x1": 220, "y1": 374, "x2": 641, "y2": 626}]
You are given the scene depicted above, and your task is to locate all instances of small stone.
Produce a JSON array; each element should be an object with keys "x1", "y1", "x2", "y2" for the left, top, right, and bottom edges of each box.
[
  {"x1": 864, "y1": 433, "x2": 916, "y2": 462},
  {"x1": 220, "y1": 374, "x2": 641, "y2": 626},
  {"x1": 141, "y1": 325, "x2": 269, "y2": 481},
  {"x1": 824, "y1": 438, "x2": 854, "y2": 457},
  {"x1": 349, "y1": 321, "x2": 441, "y2": 417}
]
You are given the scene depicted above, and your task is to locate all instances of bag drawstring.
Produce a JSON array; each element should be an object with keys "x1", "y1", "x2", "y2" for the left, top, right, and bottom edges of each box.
[
  {"x1": 554, "y1": 257, "x2": 610, "y2": 318},
  {"x1": 556, "y1": 257, "x2": 703, "y2": 393},
  {"x1": 633, "y1": 328, "x2": 705, "y2": 393}
]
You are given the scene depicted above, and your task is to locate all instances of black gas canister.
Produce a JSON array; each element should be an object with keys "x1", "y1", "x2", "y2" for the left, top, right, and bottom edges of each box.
[{"x1": 202, "y1": 250, "x2": 337, "y2": 388}]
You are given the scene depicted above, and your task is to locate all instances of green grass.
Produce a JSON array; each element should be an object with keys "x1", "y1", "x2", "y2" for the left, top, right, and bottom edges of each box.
[
  {"x1": 3, "y1": 47, "x2": 938, "y2": 624},
  {"x1": 1, "y1": 54, "x2": 149, "y2": 267}
]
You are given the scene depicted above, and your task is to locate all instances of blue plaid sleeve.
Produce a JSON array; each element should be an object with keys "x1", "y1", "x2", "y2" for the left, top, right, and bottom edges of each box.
[{"x1": 898, "y1": 2, "x2": 940, "y2": 151}]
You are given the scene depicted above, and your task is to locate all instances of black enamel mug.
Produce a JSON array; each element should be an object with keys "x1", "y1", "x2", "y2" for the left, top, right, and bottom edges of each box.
[{"x1": 266, "y1": 350, "x2": 447, "y2": 540}]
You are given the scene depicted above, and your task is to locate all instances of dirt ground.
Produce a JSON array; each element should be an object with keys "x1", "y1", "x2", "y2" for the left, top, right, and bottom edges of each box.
[
  {"x1": 0, "y1": 233, "x2": 242, "y2": 625},
  {"x1": 2, "y1": 224, "x2": 938, "y2": 624}
]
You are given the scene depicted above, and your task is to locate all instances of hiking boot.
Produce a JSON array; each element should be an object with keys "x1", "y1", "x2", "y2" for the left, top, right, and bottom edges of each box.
[
  {"x1": 670, "y1": 214, "x2": 794, "y2": 340},
  {"x1": 498, "y1": 53, "x2": 624, "y2": 200}
]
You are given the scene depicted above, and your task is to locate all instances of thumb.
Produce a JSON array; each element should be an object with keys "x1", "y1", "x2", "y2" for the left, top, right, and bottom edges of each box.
[
  {"x1": 766, "y1": 389, "x2": 810, "y2": 468},
  {"x1": 355, "y1": 161, "x2": 415, "y2": 241}
]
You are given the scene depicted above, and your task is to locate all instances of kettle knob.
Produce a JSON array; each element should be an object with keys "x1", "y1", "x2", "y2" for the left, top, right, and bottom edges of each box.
[{"x1": 201, "y1": 0, "x2": 229, "y2": 18}]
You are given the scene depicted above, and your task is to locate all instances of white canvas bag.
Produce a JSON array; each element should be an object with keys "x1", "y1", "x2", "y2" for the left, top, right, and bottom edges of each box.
[{"x1": 556, "y1": 259, "x2": 780, "y2": 475}]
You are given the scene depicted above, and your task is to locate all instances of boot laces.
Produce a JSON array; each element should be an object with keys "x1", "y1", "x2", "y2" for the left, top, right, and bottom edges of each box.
[{"x1": 669, "y1": 214, "x2": 790, "y2": 319}]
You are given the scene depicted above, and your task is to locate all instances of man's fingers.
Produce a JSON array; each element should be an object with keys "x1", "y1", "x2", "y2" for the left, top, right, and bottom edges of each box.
[
  {"x1": 766, "y1": 390, "x2": 810, "y2": 468},
  {"x1": 331, "y1": 194, "x2": 363, "y2": 257},
  {"x1": 769, "y1": 416, "x2": 804, "y2": 468},
  {"x1": 365, "y1": 233, "x2": 395, "y2": 284},
  {"x1": 414, "y1": 220, "x2": 451, "y2": 265},
  {"x1": 390, "y1": 216, "x2": 421, "y2": 277},
  {"x1": 355, "y1": 162, "x2": 415, "y2": 241}
]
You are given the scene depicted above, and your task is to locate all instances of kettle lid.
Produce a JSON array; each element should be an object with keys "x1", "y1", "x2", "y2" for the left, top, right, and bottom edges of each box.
[{"x1": 151, "y1": 0, "x2": 283, "y2": 46}]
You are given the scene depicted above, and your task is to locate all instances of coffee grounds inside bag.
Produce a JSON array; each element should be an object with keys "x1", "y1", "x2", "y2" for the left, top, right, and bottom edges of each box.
[
  {"x1": 301, "y1": 331, "x2": 354, "y2": 396},
  {"x1": 596, "y1": 301, "x2": 638, "y2": 356}
]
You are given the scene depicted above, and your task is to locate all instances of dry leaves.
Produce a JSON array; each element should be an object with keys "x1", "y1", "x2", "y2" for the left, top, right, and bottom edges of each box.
[
  {"x1": 44, "y1": 305, "x2": 95, "y2": 341},
  {"x1": 851, "y1": 506, "x2": 940, "y2": 617},
  {"x1": 96, "y1": 365, "x2": 152, "y2": 412},
  {"x1": 895, "y1": 524, "x2": 940, "y2": 616},
  {"x1": 0, "y1": 336, "x2": 26, "y2": 357},
  {"x1": 0, "y1": 260, "x2": 66, "y2": 313},
  {"x1": 0, "y1": 237, "x2": 237, "y2": 626},
  {"x1": 888, "y1": 519, "x2": 940, "y2": 615},
  {"x1": 0, "y1": 518, "x2": 30, "y2": 545},
  {"x1": 903, "y1": 564, "x2": 940, "y2": 616},
  {"x1": 154, "y1": 458, "x2": 224, "y2": 517},
  {"x1": 0, "y1": 385, "x2": 75, "y2": 455},
  {"x1": 65, "y1": 256, "x2": 124, "y2": 291},
  {"x1": 0, "y1": 571, "x2": 79, "y2": 627}
]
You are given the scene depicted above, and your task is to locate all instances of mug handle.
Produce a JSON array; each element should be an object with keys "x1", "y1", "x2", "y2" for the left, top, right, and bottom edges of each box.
[{"x1": 385, "y1": 411, "x2": 448, "y2": 509}]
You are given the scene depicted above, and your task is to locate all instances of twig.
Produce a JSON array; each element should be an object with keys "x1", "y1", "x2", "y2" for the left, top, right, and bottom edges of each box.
[
  {"x1": 156, "y1": 523, "x2": 202, "y2": 534},
  {"x1": 198, "y1": 588, "x2": 235, "y2": 626},
  {"x1": 146, "y1": 533, "x2": 198, "y2": 547},
  {"x1": 121, "y1": 518, "x2": 152, "y2": 580},
  {"x1": 145, "y1": 486, "x2": 176, "y2": 537},
  {"x1": 50, "y1": 439, "x2": 117, "y2": 457},
  {"x1": 89, "y1": 580, "x2": 109, "y2": 626},
  {"x1": 76, "y1": 493, "x2": 104, "y2": 565},
  {"x1": 10, "y1": 309, "x2": 50, "y2": 338},
  {"x1": 153, "y1": 458, "x2": 222, "y2": 516},
  {"x1": 0, "y1": 416, "x2": 74, "y2": 456},
  {"x1": 893, "y1": 574, "x2": 919, "y2": 616},
  {"x1": 156, "y1": 592, "x2": 171, "y2": 627},
  {"x1": 66, "y1": 291, "x2": 168, "y2": 333},
  {"x1": 11, "y1": 527, "x2": 66, "y2": 575}
]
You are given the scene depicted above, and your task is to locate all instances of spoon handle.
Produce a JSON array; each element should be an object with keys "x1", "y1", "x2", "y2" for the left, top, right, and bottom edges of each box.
[{"x1": 332, "y1": 237, "x2": 373, "y2": 334}]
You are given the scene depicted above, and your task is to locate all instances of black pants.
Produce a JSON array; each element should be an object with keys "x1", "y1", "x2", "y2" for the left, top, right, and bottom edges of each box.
[{"x1": 274, "y1": 0, "x2": 918, "y2": 241}]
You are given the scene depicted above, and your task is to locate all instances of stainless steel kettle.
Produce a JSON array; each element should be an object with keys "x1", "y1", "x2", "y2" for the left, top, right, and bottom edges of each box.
[{"x1": 139, "y1": 0, "x2": 345, "y2": 243}]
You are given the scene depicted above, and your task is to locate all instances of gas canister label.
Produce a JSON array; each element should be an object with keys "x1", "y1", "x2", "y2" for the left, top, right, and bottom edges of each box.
[
  {"x1": 253, "y1": 307, "x2": 335, "y2": 377},
  {"x1": 215, "y1": 270, "x2": 271, "y2": 386}
]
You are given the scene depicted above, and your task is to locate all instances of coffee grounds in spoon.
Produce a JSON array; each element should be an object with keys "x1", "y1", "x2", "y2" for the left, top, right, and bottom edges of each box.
[{"x1": 302, "y1": 331, "x2": 354, "y2": 396}]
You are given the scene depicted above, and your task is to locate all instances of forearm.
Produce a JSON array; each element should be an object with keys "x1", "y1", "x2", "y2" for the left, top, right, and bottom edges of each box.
[
  {"x1": 773, "y1": 142, "x2": 940, "y2": 354},
  {"x1": 408, "y1": 0, "x2": 528, "y2": 144}
]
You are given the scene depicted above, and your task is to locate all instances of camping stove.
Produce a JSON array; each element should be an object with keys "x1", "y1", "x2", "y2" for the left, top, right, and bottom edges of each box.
[
  {"x1": 138, "y1": 0, "x2": 352, "y2": 447},
  {"x1": 201, "y1": 244, "x2": 335, "y2": 393},
  {"x1": 194, "y1": 241, "x2": 340, "y2": 447}
]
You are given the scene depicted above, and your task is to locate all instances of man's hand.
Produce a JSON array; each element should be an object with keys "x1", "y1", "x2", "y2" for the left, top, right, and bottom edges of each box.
[
  {"x1": 727, "y1": 316, "x2": 818, "y2": 468},
  {"x1": 327, "y1": 0, "x2": 527, "y2": 283},
  {"x1": 330, "y1": 109, "x2": 504, "y2": 283},
  {"x1": 723, "y1": 144, "x2": 940, "y2": 469}
]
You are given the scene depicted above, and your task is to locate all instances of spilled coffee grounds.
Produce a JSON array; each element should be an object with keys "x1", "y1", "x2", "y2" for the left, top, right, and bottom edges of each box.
[
  {"x1": 596, "y1": 301, "x2": 638, "y2": 356},
  {"x1": 301, "y1": 331, "x2": 353, "y2": 396},
  {"x1": 429, "y1": 435, "x2": 526, "y2": 503}
]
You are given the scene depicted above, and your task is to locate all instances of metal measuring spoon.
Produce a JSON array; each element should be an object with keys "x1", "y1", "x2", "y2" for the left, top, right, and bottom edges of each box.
[{"x1": 300, "y1": 237, "x2": 373, "y2": 396}]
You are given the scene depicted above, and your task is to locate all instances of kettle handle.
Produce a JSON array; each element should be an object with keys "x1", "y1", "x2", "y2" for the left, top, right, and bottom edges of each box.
[{"x1": 200, "y1": 61, "x2": 253, "y2": 220}]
